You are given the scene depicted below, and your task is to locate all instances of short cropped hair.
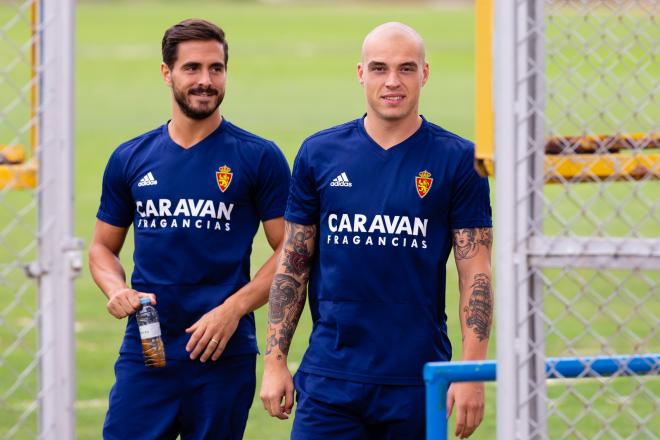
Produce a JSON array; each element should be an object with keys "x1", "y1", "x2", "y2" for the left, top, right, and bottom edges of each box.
[{"x1": 162, "y1": 19, "x2": 228, "y2": 68}]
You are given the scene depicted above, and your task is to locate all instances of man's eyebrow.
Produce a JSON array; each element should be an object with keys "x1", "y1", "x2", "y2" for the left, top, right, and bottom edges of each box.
[
  {"x1": 367, "y1": 61, "x2": 387, "y2": 68},
  {"x1": 399, "y1": 61, "x2": 418, "y2": 69},
  {"x1": 180, "y1": 61, "x2": 225, "y2": 69},
  {"x1": 181, "y1": 61, "x2": 201, "y2": 68}
]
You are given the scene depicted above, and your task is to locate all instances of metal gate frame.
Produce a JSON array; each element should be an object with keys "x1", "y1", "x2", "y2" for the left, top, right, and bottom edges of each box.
[
  {"x1": 494, "y1": 0, "x2": 659, "y2": 438},
  {"x1": 36, "y1": 1, "x2": 78, "y2": 438}
]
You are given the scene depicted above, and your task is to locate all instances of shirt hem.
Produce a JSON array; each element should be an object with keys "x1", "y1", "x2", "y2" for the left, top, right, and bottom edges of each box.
[
  {"x1": 450, "y1": 218, "x2": 493, "y2": 229},
  {"x1": 284, "y1": 213, "x2": 317, "y2": 226},
  {"x1": 96, "y1": 211, "x2": 132, "y2": 228},
  {"x1": 298, "y1": 364, "x2": 424, "y2": 386},
  {"x1": 119, "y1": 346, "x2": 259, "y2": 361},
  {"x1": 260, "y1": 210, "x2": 285, "y2": 222}
]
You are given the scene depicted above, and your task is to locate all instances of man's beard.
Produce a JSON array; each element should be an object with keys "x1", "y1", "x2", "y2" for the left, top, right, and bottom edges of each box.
[{"x1": 173, "y1": 83, "x2": 224, "y2": 120}]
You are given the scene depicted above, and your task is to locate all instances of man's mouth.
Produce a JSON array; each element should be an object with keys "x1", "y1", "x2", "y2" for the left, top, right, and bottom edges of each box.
[
  {"x1": 382, "y1": 94, "x2": 405, "y2": 103},
  {"x1": 190, "y1": 88, "x2": 218, "y2": 97}
]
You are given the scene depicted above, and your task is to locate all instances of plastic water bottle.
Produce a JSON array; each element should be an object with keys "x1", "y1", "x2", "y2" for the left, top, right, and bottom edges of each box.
[{"x1": 136, "y1": 297, "x2": 166, "y2": 368}]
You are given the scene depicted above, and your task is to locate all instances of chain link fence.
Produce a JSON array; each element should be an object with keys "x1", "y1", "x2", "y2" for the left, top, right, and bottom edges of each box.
[
  {"x1": 496, "y1": 0, "x2": 658, "y2": 438},
  {"x1": 540, "y1": 2, "x2": 658, "y2": 437},
  {"x1": 0, "y1": 1, "x2": 77, "y2": 438},
  {"x1": 0, "y1": 1, "x2": 40, "y2": 437}
]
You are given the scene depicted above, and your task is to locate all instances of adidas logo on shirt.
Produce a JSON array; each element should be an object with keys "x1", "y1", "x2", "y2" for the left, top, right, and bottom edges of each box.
[
  {"x1": 138, "y1": 172, "x2": 158, "y2": 187},
  {"x1": 330, "y1": 172, "x2": 352, "y2": 187}
]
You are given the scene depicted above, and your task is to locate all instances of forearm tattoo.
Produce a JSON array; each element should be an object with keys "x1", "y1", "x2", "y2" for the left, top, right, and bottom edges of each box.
[
  {"x1": 453, "y1": 227, "x2": 492, "y2": 260},
  {"x1": 463, "y1": 273, "x2": 493, "y2": 341},
  {"x1": 267, "y1": 274, "x2": 300, "y2": 324},
  {"x1": 265, "y1": 222, "x2": 316, "y2": 359},
  {"x1": 282, "y1": 225, "x2": 315, "y2": 275}
]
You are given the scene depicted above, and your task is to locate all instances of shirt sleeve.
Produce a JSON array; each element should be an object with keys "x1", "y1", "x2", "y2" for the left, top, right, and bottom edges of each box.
[
  {"x1": 255, "y1": 142, "x2": 291, "y2": 221},
  {"x1": 284, "y1": 142, "x2": 319, "y2": 225},
  {"x1": 96, "y1": 150, "x2": 134, "y2": 227},
  {"x1": 449, "y1": 143, "x2": 493, "y2": 230}
]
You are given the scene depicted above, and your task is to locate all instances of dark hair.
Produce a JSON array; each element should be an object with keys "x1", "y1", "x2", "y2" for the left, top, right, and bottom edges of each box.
[{"x1": 162, "y1": 19, "x2": 228, "y2": 68}]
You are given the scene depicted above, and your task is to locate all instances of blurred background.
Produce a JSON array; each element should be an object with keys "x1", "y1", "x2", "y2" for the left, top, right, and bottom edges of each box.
[
  {"x1": 1, "y1": 1, "x2": 657, "y2": 439},
  {"x1": 73, "y1": 1, "x2": 480, "y2": 439}
]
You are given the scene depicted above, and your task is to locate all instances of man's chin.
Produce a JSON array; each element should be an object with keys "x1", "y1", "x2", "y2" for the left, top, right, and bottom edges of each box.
[
  {"x1": 378, "y1": 111, "x2": 409, "y2": 122},
  {"x1": 180, "y1": 101, "x2": 221, "y2": 120}
]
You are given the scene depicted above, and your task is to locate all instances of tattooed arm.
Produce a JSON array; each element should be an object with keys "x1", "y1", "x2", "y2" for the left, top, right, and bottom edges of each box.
[
  {"x1": 447, "y1": 227, "x2": 493, "y2": 439},
  {"x1": 260, "y1": 221, "x2": 317, "y2": 420}
]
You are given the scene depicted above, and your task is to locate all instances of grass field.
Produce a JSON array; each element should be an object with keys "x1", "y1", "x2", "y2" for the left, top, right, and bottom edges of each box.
[{"x1": 0, "y1": 1, "x2": 657, "y2": 439}]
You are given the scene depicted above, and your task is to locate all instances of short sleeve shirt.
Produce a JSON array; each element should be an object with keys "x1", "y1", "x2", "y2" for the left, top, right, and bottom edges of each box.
[
  {"x1": 285, "y1": 116, "x2": 491, "y2": 385},
  {"x1": 98, "y1": 120, "x2": 290, "y2": 359}
]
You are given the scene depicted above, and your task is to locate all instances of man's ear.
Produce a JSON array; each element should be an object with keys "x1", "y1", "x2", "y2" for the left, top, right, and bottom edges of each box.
[
  {"x1": 161, "y1": 62, "x2": 172, "y2": 86},
  {"x1": 422, "y1": 62, "x2": 429, "y2": 87},
  {"x1": 357, "y1": 62, "x2": 365, "y2": 86}
]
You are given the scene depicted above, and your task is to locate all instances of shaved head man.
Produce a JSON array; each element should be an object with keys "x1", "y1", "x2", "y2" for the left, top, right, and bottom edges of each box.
[
  {"x1": 358, "y1": 22, "x2": 429, "y2": 140},
  {"x1": 261, "y1": 22, "x2": 493, "y2": 439},
  {"x1": 361, "y1": 22, "x2": 426, "y2": 61}
]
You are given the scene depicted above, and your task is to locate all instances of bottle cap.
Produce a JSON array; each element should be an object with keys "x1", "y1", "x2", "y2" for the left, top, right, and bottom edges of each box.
[{"x1": 139, "y1": 297, "x2": 151, "y2": 306}]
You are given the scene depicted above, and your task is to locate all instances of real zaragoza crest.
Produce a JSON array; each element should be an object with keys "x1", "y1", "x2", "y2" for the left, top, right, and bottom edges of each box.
[
  {"x1": 216, "y1": 165, "x2": 233, "y2": 192},
  {"x1": 415, "y1": 170, "x2": 433, "y2": 198}
]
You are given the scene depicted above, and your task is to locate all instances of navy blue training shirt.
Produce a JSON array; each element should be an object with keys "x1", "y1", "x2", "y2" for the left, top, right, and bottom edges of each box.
[
  {"x1": 97, "y1": 120, "x2": 290, "y2": 359},
  {"x1": 285, "y1": 116, "x2": 492, "y2": 385}
]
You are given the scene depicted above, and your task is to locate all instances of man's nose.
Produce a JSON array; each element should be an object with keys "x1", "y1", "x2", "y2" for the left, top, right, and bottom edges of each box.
[
  {"x1": 197, "y1": 69, "x2": 212, "y2": 86},
  {"x1": 385, "y1": 71, "x2": 401, "y2": 88}
]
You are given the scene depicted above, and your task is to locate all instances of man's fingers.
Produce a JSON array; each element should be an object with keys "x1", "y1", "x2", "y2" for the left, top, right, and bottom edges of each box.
[
  {"x1": 269, "y1": 395, "x2": 287, "y2": 419},
  {"x1": 118, "y1": 297, "x2": 136, "y2": 317},
  {"x1": 446, "y1": 390, "x2": 455, "y2": 418},
  {"x1": 107, "y1": 303, "x2": 125, "y2": 319},
  {"x1": 189, "y1": 334, "x2": 209, "y2": 360},
  {"x1": 211, "y1": 338, "x2": 226, "y2": 361},
  {"x1": 476, "y1": 404, "x2": 484, "y2": 427},
  {"x1": 454, "y1": 405, "x2": 466, "y2": 437},
  {"x1": 186, "y1": 327, "x2": 208, "y2": 357},
  {"x1": 462, "y1": 407, "x2": 477, "y2": 438},
  {"x1": 201, "y1": 336, "x2": 224, "y2": 362},
  {"x1": 284, "y1": 385, "x2": 295, "y2": 414},
  {"x1": 138, "y1": 292, "x2": 157, "y2": 304},
  {"x1": 128, "y1": 294, "x2": 141, "y2": 309}
]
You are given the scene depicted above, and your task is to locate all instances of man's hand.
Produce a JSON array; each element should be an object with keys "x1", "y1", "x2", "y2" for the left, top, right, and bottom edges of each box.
[
  {"x1": 260, "y1": 360, "x2": 295, "y2": 420},
  {"x1": 106, "y1": 287, "x2": 156, "y2": 319},
  {"x1": 185, "y1": 302, "x2": 242, "y2": 362},
  {"x1": 447, "y1": 381, "x2": 485, "y2": 438}
]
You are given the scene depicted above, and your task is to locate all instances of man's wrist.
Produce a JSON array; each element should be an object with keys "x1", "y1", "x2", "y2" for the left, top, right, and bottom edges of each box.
[
  {"x1": 264, "y1": 352, "x2": 287, "y2": 365},
  {"x1": 222, "y1": 294, "x2": 249, "y2": 318},
  {"x1": 461, "y1": 352, "x2": 489, "y2": 361},
  {"x1": 107, "y1": 286, "x2": 131, "y2": 299}
]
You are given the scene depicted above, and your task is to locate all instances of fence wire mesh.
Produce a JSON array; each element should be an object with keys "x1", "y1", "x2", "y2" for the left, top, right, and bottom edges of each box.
[
  {"x1": 515, "y1": 1, "x2": 659, "y2": 438},
  {"x1": 0, "y1": 1, "x2": 39, "y2": 438}
]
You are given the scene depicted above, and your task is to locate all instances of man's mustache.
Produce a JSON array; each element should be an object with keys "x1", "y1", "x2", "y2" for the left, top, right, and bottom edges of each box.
[{"x1": 189, "y1": 87, "x2": 219, "y2": 96}]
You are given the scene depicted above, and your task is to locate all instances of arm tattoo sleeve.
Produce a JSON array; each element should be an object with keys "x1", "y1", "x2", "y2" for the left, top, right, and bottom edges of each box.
[
  {"x1": 463, "y1": 273, "x2": 493, "y2": 342},
  {"x1": 453, "y1": 227, "x2": 492, "y2": 260},
  {"x1": 265, "y1": 222, "x2": 316, "y2": 359}
]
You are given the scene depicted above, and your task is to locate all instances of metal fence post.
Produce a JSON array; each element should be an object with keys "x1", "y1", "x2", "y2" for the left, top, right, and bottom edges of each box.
[{"x1": 38, "y1": 1, "x2": 79, "y2": 438}]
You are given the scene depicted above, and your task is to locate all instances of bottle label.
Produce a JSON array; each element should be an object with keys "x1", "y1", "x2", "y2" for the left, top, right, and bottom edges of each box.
[{"x1": 139, "y1": 322, "x2": 161, "y2": 339}]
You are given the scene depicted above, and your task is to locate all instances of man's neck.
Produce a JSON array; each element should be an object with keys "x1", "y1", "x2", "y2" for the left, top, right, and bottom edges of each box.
[
  {"x1": 363, "y1": 113, "x2": 422, "y2": 150},
  {"x1": 168, "y1": 110, "x2": 222, "y2": 149}
]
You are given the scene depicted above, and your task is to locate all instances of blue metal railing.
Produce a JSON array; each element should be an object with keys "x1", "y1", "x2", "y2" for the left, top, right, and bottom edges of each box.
[{"x1": 424, "y1": 354, "x2": 660, "y2": 440}]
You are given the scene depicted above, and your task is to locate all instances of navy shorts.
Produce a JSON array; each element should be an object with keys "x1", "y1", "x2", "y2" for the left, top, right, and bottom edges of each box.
[
  {"x1": 291, "y1": 371, "x2": 425, "y2": 440},
  {"x1": 103, "y1": 354, "x2": 256, "y2": 440}
]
